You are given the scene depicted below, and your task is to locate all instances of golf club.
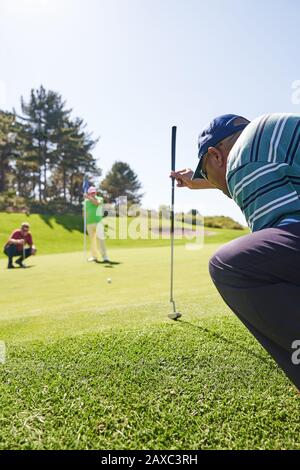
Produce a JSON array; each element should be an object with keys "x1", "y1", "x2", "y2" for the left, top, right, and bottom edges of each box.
[
  {"x1": 83, "y1": 194, "x2": 88, "y2": 261},
  {"x1": 22, "y1": 242, "x2": 26, "y2": 268},
  {"x1": 168, "y1": 126, "x2": 182, "y2": 321}
]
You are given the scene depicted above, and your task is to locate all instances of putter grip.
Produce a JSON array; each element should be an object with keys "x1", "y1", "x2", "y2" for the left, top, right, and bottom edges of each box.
[{"x1": 171, "y1": 126, "x2": 177, "y2": 172}]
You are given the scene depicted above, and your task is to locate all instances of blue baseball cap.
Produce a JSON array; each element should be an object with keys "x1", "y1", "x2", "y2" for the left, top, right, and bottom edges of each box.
[{"x1": 193, "y1": 114, "x2": 249, "y2": 179}]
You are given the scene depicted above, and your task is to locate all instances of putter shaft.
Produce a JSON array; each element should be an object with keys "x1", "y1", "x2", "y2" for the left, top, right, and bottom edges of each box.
[{"x1": 170, "y1": 126, "x2": 177, "y2": 316}]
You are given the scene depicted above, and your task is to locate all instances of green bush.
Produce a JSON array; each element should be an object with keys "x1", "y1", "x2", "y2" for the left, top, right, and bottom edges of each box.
[
  {"x1": 204, "y1": 215, "x2": 244, "y2": 230},
  {"x1": 29, "y1": 198, "x2": 82, "y2": 215},
  {"x1": 0, "y1": 192, "x2": 82, "y2": 215},
  {"x1": 174, "y1": 213, "x2": 243, "y2": 230},
  {"x1": 0, "y1": 191, "x2": 29, "y2": 214}
]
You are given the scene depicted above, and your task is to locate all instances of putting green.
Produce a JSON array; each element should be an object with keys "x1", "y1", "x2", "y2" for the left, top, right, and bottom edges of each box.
[
  {"x1": 0, "y1": 245, "x2": 221, "y2": 343},
  {"x1": 0, "y1": 244, "x2": 299, "y2": 450},
  {"x1": 0, "y1": 212, "x2": 248, "y2": 256}
]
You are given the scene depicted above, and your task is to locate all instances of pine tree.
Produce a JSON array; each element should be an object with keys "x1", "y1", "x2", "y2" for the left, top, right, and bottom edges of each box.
[
  {"x1": 14, "y1": 117, "x2": 40, "y2": 199},
  {"x1": 21, "y1": 86, "x2": 70, "y2": 201},
  {"x1": 1, "y1": 85, "x2": 102, "y2": 212},
  {"x1": 100, "y1": 161, "x2": 143, "y2": 205},
  {"x1": 51, "y1": 116, "x2": 100, "y2": 203},
  {"x1": 0, "y1": 111, "x2": 20, "y2": 193}
]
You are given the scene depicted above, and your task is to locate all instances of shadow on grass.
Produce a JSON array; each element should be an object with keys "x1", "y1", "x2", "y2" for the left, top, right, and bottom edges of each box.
[
  {"x1": 177, "y1": 319, "x2": 271, "y2": 365},
  {"x1": 95, "y1": 261, "x2": 121, "y2": 265},
  {"x1": 38, "y1": 214, "x2": 83, "y2": 233},
  {"x1": 9, "y1": 265, "x2": 35, "y2": 270},
  {"x1": 98, "y1": 261, "x2": 122, "y2": 269}
]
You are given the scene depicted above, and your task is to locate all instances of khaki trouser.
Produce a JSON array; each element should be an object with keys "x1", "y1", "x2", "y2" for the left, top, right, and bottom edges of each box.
[{"x1": 87, "y1": 222, "x2": 108, "y2": 260}]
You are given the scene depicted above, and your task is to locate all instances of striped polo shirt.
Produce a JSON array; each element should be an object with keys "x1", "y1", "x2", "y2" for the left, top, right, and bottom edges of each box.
[{"x1": 226, "y1": 113, "x2": 300, "y2": 232}]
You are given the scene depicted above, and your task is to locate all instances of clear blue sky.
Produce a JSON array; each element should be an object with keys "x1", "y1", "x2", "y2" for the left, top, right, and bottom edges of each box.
[{"x1": 1, "y1": 0, "x2": 300, "y2": 224}]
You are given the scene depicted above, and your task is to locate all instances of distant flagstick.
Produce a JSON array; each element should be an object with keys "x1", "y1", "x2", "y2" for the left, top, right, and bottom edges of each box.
[
  {"x1": 83, "y1": 202, "x2": 87, "y2": 260},
  {"x1": 82, "y1": 177, "x2": 89, "y2": 261}
]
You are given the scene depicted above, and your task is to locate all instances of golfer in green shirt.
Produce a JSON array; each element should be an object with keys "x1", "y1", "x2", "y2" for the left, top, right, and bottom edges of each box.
[{"x1": 83, "y1": 186, "x2": 109, "y2": 263}]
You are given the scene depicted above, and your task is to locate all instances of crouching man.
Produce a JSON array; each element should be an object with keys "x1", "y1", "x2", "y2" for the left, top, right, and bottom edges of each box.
[
  {"x1": 172, "y1": 113, "x2": 300, "y2": 392},
  {"x1": 4, "y1": 222, "x2": 37, "y2": 269}
]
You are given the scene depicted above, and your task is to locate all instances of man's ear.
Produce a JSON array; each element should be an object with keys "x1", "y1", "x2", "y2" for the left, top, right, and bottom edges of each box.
[
  {"x1": 207, "y1": 146, "x2": 224, "y2": 167},
  {"x1": 208, "y1": 146, "x2": 220, "y2": 157}
]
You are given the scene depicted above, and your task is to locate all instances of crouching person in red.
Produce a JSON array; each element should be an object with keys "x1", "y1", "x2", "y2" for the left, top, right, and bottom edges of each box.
[{"x1": 4, "y1": 222, "x2": 37, "y2": 269}]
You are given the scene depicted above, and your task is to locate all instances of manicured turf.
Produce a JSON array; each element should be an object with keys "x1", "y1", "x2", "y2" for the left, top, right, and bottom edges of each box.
[
  {"x1": 0, "y1": 212, "x2": 248, "y2": 255},
  {"x1": 0, "y1": 243, "x2": 299, "y2": 450}
]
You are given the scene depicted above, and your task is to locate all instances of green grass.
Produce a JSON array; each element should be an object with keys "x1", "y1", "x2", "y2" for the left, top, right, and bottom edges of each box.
[
  {"x1": 0, "y1": 212, "x2": 248, "y2": 256},
  {"x1": 0, "y1": 240, "x2": 299, "y2": 450}
]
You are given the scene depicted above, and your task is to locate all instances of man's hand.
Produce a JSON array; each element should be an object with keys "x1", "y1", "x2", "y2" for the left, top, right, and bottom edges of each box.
[
  {"x1": 170, "y1": 168, "x2": 215, "y2": 190},
  {"x1": 8, "y1": 238, "x2": 26, "y2": 246},
  {"x1": 85, "y1": 194, "x2": 100, "y2": 205},
  {"x1": 170, "y1": 168, "x2": 195, "y2": 188}
]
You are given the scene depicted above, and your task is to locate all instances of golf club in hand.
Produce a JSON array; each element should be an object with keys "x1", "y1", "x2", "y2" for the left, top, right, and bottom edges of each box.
[{"x1": 168, "y1": 126, "x2": 182, "y2": 321}]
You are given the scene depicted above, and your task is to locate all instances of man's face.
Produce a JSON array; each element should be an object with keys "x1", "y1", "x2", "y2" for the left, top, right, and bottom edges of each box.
[{"x1": 21, "y1": 226, "x2": 29, "y2": 236}]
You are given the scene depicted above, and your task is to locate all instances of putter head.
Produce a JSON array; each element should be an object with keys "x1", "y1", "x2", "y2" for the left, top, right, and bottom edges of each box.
[{"x1": 168, "y1": 312, "x2": 182, "y2": 321}]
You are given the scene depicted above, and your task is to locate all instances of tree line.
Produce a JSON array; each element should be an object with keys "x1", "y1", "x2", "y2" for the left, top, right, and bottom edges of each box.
[{"x1": 0, "y1": 85, "x2": 142, "y2": 213}]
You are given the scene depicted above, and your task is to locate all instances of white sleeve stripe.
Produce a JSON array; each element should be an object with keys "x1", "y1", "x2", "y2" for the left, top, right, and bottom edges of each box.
[
  {"x1": 230, "y1": 116, "x2": 267, "y2": 170},
  {"x1": 267, "y1": 118, "x2": 283, "y2": 162},
  {"x1": 278, "y1": 218, "x2": 300, "y2": 224},
  {"x1": 231, "y1": 146, "x2": 243, "y2": 169},
  {"x1": 248, "y1": 191, "x2": 298, "y2": 223},
  {"x1": 250, "y1": 195, "x2": 299, "y2": 226},
  {"x1": 272, "y1": 115, "x2": 290, "y2": 163},
  {"x1": 234, "y1": 163, "x2": 287, "y2": 199},
  {"x1": 233, "y1": 162, "x2": 278, "y2": 195}
]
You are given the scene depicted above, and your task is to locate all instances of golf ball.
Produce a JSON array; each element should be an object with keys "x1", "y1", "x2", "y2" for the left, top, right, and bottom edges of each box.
[{"x1": 107, "y1": 278, "x2": 112, "y2": 284}]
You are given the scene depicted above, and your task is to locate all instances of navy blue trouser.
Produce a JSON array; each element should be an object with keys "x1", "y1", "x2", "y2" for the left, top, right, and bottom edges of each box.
[
  {"x1": 209, "y1": 223, "x2": 300, "y2": 390},
  {"x1": 4, "y1": 245, "x2": 32, "y2": 264}
]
